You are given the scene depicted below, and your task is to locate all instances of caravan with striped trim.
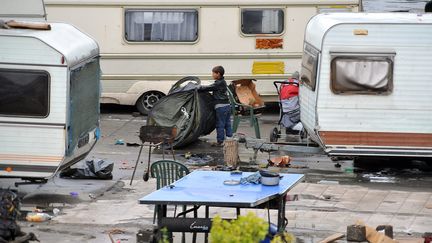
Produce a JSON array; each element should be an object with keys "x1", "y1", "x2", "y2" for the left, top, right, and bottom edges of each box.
[
  {"x1": 44, "y1": 0, "x2": 360, "y2": 114},
  {"x1": 300, "y1": 13, "x2": 432, "y2": 158},
  {"x1": 0, "y1": 0, "x2": 101, "y2": 178}
]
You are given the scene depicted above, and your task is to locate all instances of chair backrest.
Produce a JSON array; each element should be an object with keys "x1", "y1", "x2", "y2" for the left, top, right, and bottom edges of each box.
[{"x1": 150, "y1": 160, "x2": 190, "y2": 189}]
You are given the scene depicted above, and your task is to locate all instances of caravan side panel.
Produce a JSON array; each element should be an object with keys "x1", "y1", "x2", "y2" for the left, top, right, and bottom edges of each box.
[
  {"x1": 0, "y1": 48, "x2": 67, "y2": 178},
  {"x1": 315, "y1": 23, "x2": 432, "y2": 156}
]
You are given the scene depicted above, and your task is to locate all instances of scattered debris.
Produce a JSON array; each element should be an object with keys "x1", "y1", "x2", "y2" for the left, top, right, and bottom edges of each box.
[
  {"x1": 126, "y1": 143, "x2": 140, "y2": 147},
  {"x1": 347, "y1": 224, "x2": 366, "y2": 242},
  {"x1": 185, "y1": 154, "x2": 214, "y2": 166},
  {"x1": 115, "y1": 139, "x2": 125, "y2": 145},
  {"x1": 318, "y1": 233, "x2": 344, "y2": 243},
  {"x1": 106, "y1": 228, "x2": 126, "y2": 243},
  {"x1": 269, "y1": 156, "x2": 291, "y2": 167},
  {"x1": 356, "y1": 221, "x2": 397, "y2": 243},
  {"x1": 317, "y1": 180, "x2": 339, "y2": 185},
  {"x1": 376, "y1": 225, "x2": 393, "y2": 239},
  {"x1": 70, "y1": 192, "x2": 79, "y2": 198},
  {"x1": 26, "y1": 212, "x2": 52, "y2": 222},
  {"x1": 0, "y1": 189, "x2": 38, "y2": 242},
  {"x1": 60, "y1": 159, "x2": 114, "y2": 180}
]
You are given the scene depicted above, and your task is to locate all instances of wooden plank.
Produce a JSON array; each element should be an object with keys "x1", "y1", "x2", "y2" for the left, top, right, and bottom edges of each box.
[
  {"x1": 318, "y1": 233, "x2": 345, "y2": 243},
  {"x1": 6, "y1": 20, "x2": 51, "y2": 30}
]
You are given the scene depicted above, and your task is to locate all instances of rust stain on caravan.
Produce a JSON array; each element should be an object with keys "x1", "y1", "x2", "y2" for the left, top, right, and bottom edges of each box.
[
  {"x1": 319, "y1": 131, "x2": 432, "y2": 147},
  {"x1": 255, "y1": 38, "x2": 283, "y2": 49}
]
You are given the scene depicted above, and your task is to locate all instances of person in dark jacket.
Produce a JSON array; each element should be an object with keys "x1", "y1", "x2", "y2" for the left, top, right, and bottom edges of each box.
[{"x1": 199, "y1": 66, "x2": 232, "y2": 145}]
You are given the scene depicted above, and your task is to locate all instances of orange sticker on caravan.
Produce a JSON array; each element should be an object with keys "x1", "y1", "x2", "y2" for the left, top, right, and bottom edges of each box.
[
  {"x1": 252, "y1": 61, "x2": 285, "y2": 74},
  {"x1": 255, "y1": 38, "x2": 283, "y2": 49}
]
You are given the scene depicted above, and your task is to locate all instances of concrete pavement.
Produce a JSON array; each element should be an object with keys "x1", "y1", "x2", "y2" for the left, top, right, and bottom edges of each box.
[{"x1": 10, "y1": 110, "x2": 432, "y2": 242}]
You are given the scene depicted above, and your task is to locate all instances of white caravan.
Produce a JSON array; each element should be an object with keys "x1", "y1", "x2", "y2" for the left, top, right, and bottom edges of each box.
[
  {"x1": 0, "y1": 0, "x2": 100, "y2": 179},
  {"x1": 44, "y1": 0, "x2": 360, "y2": 114},
  {"x1": 300, "y1": 13, "x2": 432, "y2": 158}
]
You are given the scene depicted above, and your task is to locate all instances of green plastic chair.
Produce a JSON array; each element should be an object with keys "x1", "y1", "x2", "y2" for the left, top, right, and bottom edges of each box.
[
  {"x1": 150, "y1": 160, "x2": 190, "y2": 189},
  {"x1": 227, "y1": 87, "x2": 262, "y2": 139},
  {"x1": 150, "y1": 160, "x2": 191, "y2": 243}
]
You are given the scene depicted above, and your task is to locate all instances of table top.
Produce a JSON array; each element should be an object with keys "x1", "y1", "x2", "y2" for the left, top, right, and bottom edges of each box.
[{"x1": 139, "y1": 170, "x2": 304, "y2": 207}]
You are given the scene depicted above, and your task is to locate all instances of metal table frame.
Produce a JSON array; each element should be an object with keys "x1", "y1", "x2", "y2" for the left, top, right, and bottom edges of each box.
[{"x1": 139, "y1": 171, "x2": 304, "y2": 242}]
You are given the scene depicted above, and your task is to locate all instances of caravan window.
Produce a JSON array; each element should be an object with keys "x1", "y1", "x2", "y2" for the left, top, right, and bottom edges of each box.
[
  {"x1": 330, "y1": 55, "x2": 394, "y2": 94},
  {"x1": 125, "y1": 9, "x2": 198, "y2": 42},
  {"x1": 241, "y1": 9, "x2": 284, "y2": 35},
  {"x1": 300, "y1": 43, "x2": 319, "y2": 91},
  {"x1": 0, "y1": 69, "x2": 49, "y2": 117}
]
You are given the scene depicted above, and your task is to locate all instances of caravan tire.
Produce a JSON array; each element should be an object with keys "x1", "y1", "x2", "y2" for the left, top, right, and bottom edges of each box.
[{"x1": 136, "y1": 91, "x2": 165, "y2": 115}]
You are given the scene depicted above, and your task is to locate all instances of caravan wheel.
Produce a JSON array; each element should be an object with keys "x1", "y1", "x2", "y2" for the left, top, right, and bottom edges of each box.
[{"x1": 136, "y1": 91, "x2": 165, "y2": 115}]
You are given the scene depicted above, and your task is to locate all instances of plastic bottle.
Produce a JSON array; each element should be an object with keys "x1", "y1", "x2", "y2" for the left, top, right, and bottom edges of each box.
[{"x1": 26, "y1": 212, "x2": 52, "y2": 222}]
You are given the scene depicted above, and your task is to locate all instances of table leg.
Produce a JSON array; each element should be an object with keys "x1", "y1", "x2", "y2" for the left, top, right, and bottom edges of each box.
[
  {"x1": 236, "y1": 208, "x2": 240, "y2": 218},
  {"x1": 157, "y1": 205, "x2": 173, "y2": 243},
  {"x1": 192, "y1": 206, "x2": 197, "y2": 243},
  {"x1": 181, "y1": 205, "x2": 186, "y2": 243},
  {"x1": 277, "y1": 195, "x2": 287, "y2": 232},
  {"x1": 204, "y1": 206, "x2": 209, "y2": 243}
]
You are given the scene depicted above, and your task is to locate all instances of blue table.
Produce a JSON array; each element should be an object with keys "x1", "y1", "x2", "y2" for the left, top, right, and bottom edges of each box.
[{"x1": 139, "y1": 171, "x2": 304, "y2": 241}]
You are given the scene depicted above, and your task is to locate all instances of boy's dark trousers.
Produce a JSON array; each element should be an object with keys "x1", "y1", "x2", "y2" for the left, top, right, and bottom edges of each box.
[{"x1": 215, "y1": 105, "x2": 232, "y2": 143}]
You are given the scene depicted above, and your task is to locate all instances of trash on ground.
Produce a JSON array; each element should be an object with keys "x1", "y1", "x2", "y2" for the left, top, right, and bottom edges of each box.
[
  {"x1": 185, "y1": 154, "x2": 214, "y2": 166},
  {"x1": 126, "y1": 142, "x2": 140, "y2": 147},
  {"x1": 269, "y1": 155, "x2": 291, "y2": 167},
  {"x1": 355, "y1": 221, "x2": 397, "y2": 243},
  {"x1": 0, "y1": 189, "x2": 38, "y2": 241},
  {"x1": 318, "y1": 233, "x2": 345, "y2": 243},
  {"x1": 26, "y1": 212, "x2": 52, "y2": 222},
  {"x1": 317, "y1": 180, "x2": 339, "y2": 185},
  {"x1": 115, "y1": 139, "x2": 125, "y2": 145},
  {"x1": 70, "y1": 192, "x2": 79, "y2": 198},
  {"x1": 60, "y1": 159, "x2": 114, "y2": 180}
]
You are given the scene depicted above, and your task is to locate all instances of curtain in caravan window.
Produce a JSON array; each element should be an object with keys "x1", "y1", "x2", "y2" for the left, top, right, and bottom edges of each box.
[
  {"x1": 241, "y1": 9, "x2": 284, "y2": 34},
  {"x1": 125, "y1": 10, "x2": 198, "y2": 42},
  {"x1": 330, "y1": 56, "x2": 393, "y2": 94}
]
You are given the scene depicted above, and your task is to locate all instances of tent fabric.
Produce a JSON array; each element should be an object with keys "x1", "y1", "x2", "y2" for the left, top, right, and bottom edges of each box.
[{"x1": 147, "y1": 79, "x2": 216, "y2": 148}]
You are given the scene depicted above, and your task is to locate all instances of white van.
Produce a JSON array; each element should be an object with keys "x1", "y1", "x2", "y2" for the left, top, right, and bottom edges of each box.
[
  {"x1": 0, "y1": 0, "x2": 101, "y2": 179},
  {"x1": 44, "y1": 0, "x2": 360, "y2": 114},
  {"x1": 300, "y1": 13, "x2": 432, "y2": 158}
]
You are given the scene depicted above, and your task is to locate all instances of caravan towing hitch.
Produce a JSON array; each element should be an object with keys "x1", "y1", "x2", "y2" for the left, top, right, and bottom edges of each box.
[{"x1": 15, "y1": 179, "x2": 48, "y2": 187}]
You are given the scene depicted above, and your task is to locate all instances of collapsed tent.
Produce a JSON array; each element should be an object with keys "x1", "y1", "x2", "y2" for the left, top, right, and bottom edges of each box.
[{"x1": 147, "y1": 77, "x2": 216, "y2": 148}]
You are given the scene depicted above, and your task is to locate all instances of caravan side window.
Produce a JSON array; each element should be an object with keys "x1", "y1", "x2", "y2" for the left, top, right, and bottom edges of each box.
[
  {"x1": 0, "y1": 69, "x2": 49, "y2": 117},
  {"x1": 124, "y1": 9, "x2": 198, "y2": 42},
  {"x1": 300, "y1": 44, "x2": 319, "y2": 91},
  {"x1": 330, "y1": 55, "x2": 394, "y2": 94},
  {"x1": 241, "y1": 9, "x2": 284, "y2": 35}
]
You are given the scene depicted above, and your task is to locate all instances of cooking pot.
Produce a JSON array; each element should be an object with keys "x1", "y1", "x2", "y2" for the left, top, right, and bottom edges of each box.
[{"x1": 259, "y1": 170, "x2": 280, "y2": 186}]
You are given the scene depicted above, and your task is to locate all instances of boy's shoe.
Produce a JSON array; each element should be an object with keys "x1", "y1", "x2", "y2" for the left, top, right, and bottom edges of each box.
[{"x1": 211, "y1": 141, "x2": 224, "y2": 147}]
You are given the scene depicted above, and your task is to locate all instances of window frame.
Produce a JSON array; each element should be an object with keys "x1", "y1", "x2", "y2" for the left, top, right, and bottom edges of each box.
[
  {"x1": 330, "y1": 53, "x2": 395, "y2": 95},
  {"x1": 300, "y1": 43, "x2": 319, "y2": 91},
  {"x1": 124, "y1": 8, "x2": 199, "y2": 44},
  {"x1": 0, "y1": 68, "x2": 50, "y2": 118},
  {"x1": 240, "y1": 8, "x2": 285, "y2": 36}
]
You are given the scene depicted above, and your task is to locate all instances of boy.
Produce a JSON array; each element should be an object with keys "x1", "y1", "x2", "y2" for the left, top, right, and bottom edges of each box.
[{"x1": 199, "y1": 66, "x2": 232, "y2": 146}]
